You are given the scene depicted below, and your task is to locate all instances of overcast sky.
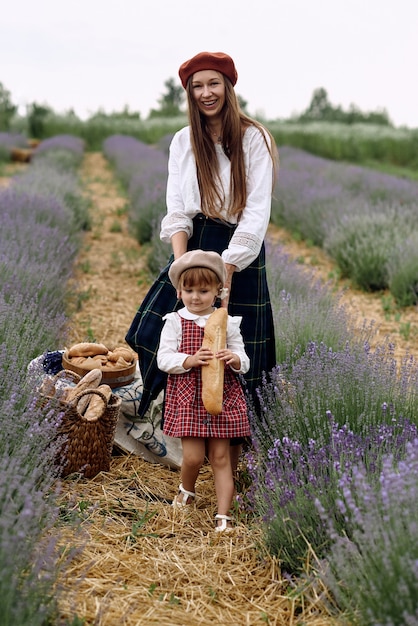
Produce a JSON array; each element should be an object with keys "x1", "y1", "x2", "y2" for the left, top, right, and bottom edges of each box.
[{"x1": 2, "y1": 0, "x2": 417, "y2": 128}]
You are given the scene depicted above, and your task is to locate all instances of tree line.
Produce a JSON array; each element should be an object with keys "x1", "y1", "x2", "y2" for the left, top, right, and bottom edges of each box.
[{"x1": 0, "y1": 79, "x2": 392, "y2": 134}]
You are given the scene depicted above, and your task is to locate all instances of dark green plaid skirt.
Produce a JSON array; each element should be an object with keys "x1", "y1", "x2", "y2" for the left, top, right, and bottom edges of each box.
[{"x1": 126, "y1": 214, "x2": 276, "y2": 417}]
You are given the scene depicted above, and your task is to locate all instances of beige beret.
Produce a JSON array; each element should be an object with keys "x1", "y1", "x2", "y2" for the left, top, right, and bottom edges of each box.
[{"x1": 169, "y1": 250, "x2": 226, "y2": 289}]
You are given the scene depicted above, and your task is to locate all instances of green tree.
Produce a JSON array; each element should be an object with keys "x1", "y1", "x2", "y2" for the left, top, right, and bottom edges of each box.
[
  {"x1": 299, "y1": 87, "x2": 392, "y2": 126},
  {"x1": 237, "y1": 94, "x2": 249, "y2": 115},
  {"x1": 0, "y1": 82, "x2": 17, "y2": 130},
  {"x1": 300, "y1": 87, "x2": 334, "y2": 121},
  {"x1": 148, "y1": 78, "x2": 185, "y2": 118},
  {"x1": 27, "y1": 102, "x2": 52, "y2": 138}
]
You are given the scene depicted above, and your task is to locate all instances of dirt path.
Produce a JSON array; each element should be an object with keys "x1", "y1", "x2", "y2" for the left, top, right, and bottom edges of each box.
[{"x1": 66, "y1": 153, "x2": 151, "y2": 347}]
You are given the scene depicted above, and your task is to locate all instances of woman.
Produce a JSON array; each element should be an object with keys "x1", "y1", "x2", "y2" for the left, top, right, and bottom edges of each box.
[{"x1": 126, "y1": 51, "x2": 278, "y2": 440}]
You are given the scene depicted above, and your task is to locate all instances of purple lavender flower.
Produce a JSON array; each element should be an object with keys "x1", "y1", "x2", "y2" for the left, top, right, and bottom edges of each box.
[
  {"x1": 33, "y1": 134, "x2": 84, "y2": 157},
  {"x1": 0, "y1": 135, "x2": 86, "y2": 624},
  {"x1": 272, "y1": 146, "x2": 418, "y2": 293},
  {"x1": 246, "y1": 413, "x2": 418, "y2": 573},
  {"x1": 103, "y1": 135, "x2": 168, "y2": 250},
  {"x1": 318, "y1": 438, "x2": 418, "y2": 625}
]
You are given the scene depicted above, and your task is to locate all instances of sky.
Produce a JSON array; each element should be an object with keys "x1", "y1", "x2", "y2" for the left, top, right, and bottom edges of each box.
[{"x1": 1, "y1": 0, "x2": 418, "y2": 128}]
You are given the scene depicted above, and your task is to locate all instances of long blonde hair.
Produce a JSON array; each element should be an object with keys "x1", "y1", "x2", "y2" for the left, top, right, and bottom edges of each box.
[{"x1": 186, "y1": 77, "x2": 278, "y2": 221}]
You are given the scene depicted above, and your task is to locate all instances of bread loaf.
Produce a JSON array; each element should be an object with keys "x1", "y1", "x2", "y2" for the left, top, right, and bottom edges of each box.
[
  {"x1": 107, "y1": 346, "x2": 135, "y2": 363},
  {"x1": 67, "y1": 342, "x2": 108, "y2": 358},
  {"x1": 80, "y1": 356, "x2": 105, "y2": 370},
  {"x1": 65, "y1": 368, "x2": 102, "y2": 403},
  {"x1": 201, "y1": 308, "x2": 227, "y2": 415},
  {"x1": 83, "y1": 384, "x2": 113, "y2": 421}
]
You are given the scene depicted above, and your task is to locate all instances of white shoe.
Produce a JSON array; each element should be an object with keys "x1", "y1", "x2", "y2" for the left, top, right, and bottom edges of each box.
[
  {"x1": 171, "y1": 483, "x2": 196, "y2": 507},
  {"x1": 214, "y1": 514, "x2": 233, "y2": 532}
]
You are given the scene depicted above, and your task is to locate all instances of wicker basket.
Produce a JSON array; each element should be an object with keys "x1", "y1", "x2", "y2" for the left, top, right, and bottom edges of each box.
[{"x1": 39, "y1": 370, "x2": 121, "y2": 478}]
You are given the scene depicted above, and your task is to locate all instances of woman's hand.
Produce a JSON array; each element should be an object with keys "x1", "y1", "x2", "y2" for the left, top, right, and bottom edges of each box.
[
  {"x1": 183, "y1": 347, "x2": 214, "y2": 369},
  {"x1": 220, "y1": 262, "x2": 236, "y2": 309}
]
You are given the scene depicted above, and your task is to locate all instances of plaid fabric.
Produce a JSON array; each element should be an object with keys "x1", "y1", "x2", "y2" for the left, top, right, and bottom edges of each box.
[
  {"x1": 126, "y1": 213, "x2": 276, "y2": 417},
  {"x1": 163, "y1": 317, "x2": 250, "y2": 438}
]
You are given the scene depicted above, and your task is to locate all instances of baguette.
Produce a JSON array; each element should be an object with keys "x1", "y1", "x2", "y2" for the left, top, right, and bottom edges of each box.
[{"x1": 201, "y1": 308, "x2": 227, "y2": 415}]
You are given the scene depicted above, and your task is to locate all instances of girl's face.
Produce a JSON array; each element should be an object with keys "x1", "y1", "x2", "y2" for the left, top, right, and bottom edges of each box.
[
  {"x1": 178, "y1": 282, "x2": 219, "y2": 316},
  {"x1": 191, "y1": 70, "x2": 225, "y2": 120}
]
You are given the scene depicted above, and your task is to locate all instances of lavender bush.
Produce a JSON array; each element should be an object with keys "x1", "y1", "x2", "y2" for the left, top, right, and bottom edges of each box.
[
  {"x1": 324, "y1": 202, "x2": 417, "y2": 292},
  {"x1": 272, "y1": 147, "x2": 418, "y2": 244},
  {"x1": 247, "y1": 415, "x2": 417, "y2": 573},
  {"x1": 317, "y1": 438, "x2": 418, "y2": 625},
  {"x1": 12, "y1": 163, "x2": 91, "y2": 233},
  {"x1": 266, "y1": 243, "x2": 354, "y2": 363},
  {"x1": 0, "y1": 137, "x2": 86, "y2": 624},
  {"x1": 251, "y1": 339, "x2": 418, "y2": 455},
  {"x1": 273, "y1": 146, "x2": 418, "y2": 297},
  {"x1": 103, "y1": 135, "x2": 170, "y2": 269},
  {"x1": 0, "y1": 191, "x2": 79, "y2": 365},
  {"x1": 387, "y1": 232, "x2": 418, "y2": 307},
  {"x1": 32, "y1": 134, "x2": 85, "y2": 168},
  {"x1": 246, "y1": 332, "x2": 418, "y2": 572},
  {"x1": 0, "y1": 448, "x2": 66, "y2": 624}
]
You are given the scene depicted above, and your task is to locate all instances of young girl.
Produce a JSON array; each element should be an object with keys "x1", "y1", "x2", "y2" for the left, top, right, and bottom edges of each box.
[{"x1": 157, "y1": 249, "x2": 251, "y2": 531}]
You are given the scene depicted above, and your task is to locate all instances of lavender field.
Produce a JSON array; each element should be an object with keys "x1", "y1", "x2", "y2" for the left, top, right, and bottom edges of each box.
[
  {"x1": 2, "y1": 129, "x2": 418, "y2": 625},
  {"x1": 105, "y1": 133, "x2": 418, "y2": 306},
  {"x1": 0, "y1": 134, "x2": 88, "y2": 625},
  {"x1": 273, "y1": 146, "x2": 418, "y2": 304},
  {"x1": 103, "y1": 134, "x2": 418, "y2": 624}
]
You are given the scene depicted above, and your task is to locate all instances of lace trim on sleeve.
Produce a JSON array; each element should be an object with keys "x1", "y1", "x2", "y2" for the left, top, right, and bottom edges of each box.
[
  {"x1": 162, "y1": 212, "x2": 193, "y2": 237},
  {"x1": 230, "y1": 231, "x2": 262, "y2": 254}
]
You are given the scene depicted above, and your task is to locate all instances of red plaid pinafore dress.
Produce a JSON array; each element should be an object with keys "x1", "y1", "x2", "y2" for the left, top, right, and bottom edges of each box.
[{"x1": 162, "y1": 316, "x2": 251, "y2": 439}]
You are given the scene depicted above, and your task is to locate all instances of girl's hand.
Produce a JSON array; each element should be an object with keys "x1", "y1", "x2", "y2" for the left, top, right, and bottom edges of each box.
[
  {"x1": 183, "y1": 347, "x2": 213, "y2": 369},
  {"x1": 215, "y1": 349, "x2": 241, "y2": 370}
]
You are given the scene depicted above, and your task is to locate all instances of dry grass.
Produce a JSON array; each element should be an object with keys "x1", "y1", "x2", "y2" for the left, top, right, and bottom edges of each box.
[{"x1": 56, "y1": 455, "x2": 341, "y2": 626}]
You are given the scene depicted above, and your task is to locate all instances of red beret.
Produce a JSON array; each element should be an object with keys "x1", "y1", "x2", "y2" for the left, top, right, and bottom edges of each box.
[{"x1": 179, "y1": 51, "x2": 238, "y2": 89}]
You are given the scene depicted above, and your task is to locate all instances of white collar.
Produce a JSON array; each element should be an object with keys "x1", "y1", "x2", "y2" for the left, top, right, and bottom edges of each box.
[{"x1": 178, "y1": 306, "x2": 214, "y2": 323}]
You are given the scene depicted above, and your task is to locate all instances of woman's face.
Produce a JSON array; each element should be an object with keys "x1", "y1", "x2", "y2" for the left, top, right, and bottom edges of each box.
[{"x1": 190, "y1": 70, "x2": 225, "y2": 119}]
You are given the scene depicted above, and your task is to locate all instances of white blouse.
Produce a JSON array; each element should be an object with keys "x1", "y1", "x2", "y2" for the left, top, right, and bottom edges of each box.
[
  {"x1": 160, "y1": 125, "x2": 274, "y2": 271},
  {"x1": 157, "y1": 307, "x2": 250, "y2": 375}
]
